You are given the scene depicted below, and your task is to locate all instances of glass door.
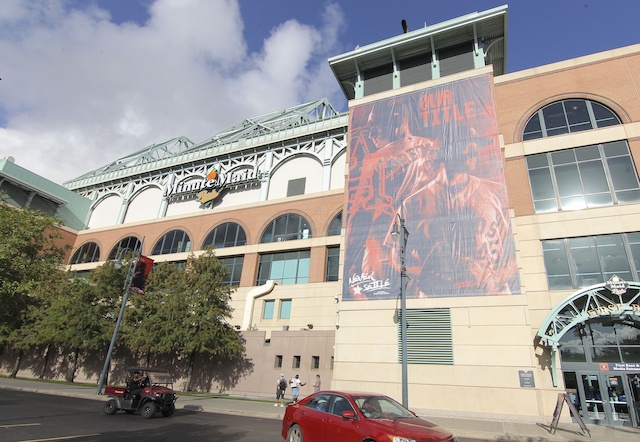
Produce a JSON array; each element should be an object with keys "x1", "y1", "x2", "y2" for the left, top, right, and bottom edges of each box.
[
  {"x1": 576, "y1": 373, "x2": 638, "y2": 426},
  {"x1": 580, "y1": 374, "x2": 608, "y2": 423},
  {"x1": 628, "y1": 374, "x2": 640, "y2": 426},
  {"x1": 603, "y1": 375, "x2": 631, "y2": 425}
]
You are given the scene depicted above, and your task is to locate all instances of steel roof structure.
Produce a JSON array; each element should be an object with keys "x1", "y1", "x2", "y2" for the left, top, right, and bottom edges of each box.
[{"x1": 64, "y1": 98, "x2": 344, "y2": 189}]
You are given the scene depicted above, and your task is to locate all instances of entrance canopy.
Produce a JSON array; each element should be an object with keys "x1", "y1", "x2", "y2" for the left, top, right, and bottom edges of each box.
[{"x1": 536, "y1": 278, "x2": 640, "y2": 350}]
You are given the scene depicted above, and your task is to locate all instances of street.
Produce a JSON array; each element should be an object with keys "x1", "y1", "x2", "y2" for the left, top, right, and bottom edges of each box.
[{"x1": 0, "y1": 389, "x2": 283, "y2": 442}]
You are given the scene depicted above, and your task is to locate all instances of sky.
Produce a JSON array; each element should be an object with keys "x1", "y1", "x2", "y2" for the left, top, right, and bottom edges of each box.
[{"x1": 1, "y1": 0, "x2": 639, "y2": 185}]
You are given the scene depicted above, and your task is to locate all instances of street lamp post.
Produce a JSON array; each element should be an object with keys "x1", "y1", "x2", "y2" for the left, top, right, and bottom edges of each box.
[
  {"x1": 391, "y1": 215, "x2": 408, "y2": 407},
  {"x1": 96, "y1": 241, "x2": 143, "y2": 394}
]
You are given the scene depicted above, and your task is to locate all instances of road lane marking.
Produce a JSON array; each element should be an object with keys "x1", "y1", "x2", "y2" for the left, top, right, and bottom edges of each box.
[
  {"x1": 19, "y1": 435, "x2": 99, "y2": 441},
  {"x1": 0, "y1": 423, "x2": 41, "y2": 428}
]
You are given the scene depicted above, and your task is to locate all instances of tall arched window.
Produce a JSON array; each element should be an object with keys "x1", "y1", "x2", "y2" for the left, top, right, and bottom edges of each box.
[
  {"x1": 108, "y1": 236, "x2": 142, "y2": 259},
  {"x1": 203, "y1": 222, "x2": 247, "y2": 248},
  {"x1": 70, "y1": 242, "x2": 100, "y2": 264},
  {"x1": 523, "y1": 99, "x2": 621, "y2": 141},
  {"x1": 327, "y1": 212, "x2": 342, "y2": 236},
  {"x1": 152, "y1": 230, "x2": 191, "y2": 255},
  {"x1": 260, "y1": 214, "x2": 312, "y2": 243}
]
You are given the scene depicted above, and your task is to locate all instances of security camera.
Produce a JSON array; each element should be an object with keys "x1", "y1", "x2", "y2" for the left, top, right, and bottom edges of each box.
[{"x1": 307, "y1": 323, "x2": 314, "y2": 330}]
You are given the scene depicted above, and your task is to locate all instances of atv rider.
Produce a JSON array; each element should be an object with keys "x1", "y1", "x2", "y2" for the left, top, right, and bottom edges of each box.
[{"x1": 127, "y1": 371, "x2": 149, "y2": 402}]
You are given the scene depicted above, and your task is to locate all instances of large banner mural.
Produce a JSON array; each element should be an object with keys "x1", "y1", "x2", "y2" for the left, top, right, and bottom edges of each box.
[{"x1": 343, "y1": 73, "x2": 521, "y2": 300}]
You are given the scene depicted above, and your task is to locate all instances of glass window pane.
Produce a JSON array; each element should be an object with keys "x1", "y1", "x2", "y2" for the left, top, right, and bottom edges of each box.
[
  {"x1": 555, "y1": 164, "x2": 582, "y2": 197},
  {"x1": 579, "y1": 161, "x2": 609, "y2": 194},
  {"x1": 628, "y1": 233, "x2": 640, "y2": 280},
  {"x1": 559, "y1": 346, "x2": 587, "y2": 363},
  {"x1": 263, "y1": 300, "x2": 274, "y2": 319},
  {"x1": 526, "y1": 153, "x2": 548, "y2": 169},
  {"x1": 565, "y1": 100, "x2": 593, "y2": 132},
  {"x1": 585, "y1": 193, "x2": 612, "y2": 208},
  {"x1": 543, "y1": 240, "x2": 572, "y2": 289},
  {"x1": 603, "y1": 140, "x2": 629, "y2": 158},
  {"x1": 280, "y1": 300, "x2": 292, "y2": 319},
  {"x1": 534, "y1": 199, "x2": 559, "y2": 213},
  {"x1": 616, "y1": 189, "x2": 640, "y2": 204},
  {"x1": 575, "y1": 145, "x2": 601, "y2": 161},
  {"x1": 591, "y1": 102, "x2": 621, "y2": 127},
  {"x1": 569, "y1": 237, "x2": 603, "y2": 286},
  {"x1": 608, "y1": 156, "x2": 640, "y2": 192},
  {"x1": 542, "y1": 102, "x2": 568, "y2": 136},
  {"x1": 615, "y1": 323, "x2": 640, "y2": 346},
  {"x1": 621, "y1": 347, "x2": 640, "y2": 363},
  {"x1": 523, "y1": 113, "x2": 542, "y2": 140},
  {"x1": 551, "y1": 149, "x2": 576, "y2": 165},
  {"x1": 328, "y1": 212, "x2": 342, "y2": 236},
  {"x1": 297, "y1": 254, "x2": 310, "y2": 284},
  {"x1": 595, "y1": 235, "x2": 631, "y2": 280},
  {"x1": 326, "y1": 247, "x2": 340, "y2": 281},
  {"x1": 591, "y1": 346, "x2": 622, "y2": 362},
  {"x1": 529, "y1": 168, "x2": 555, "y2": 200}
]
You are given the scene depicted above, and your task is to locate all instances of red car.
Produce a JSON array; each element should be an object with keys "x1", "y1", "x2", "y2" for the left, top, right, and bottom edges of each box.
[{"x1": 281, "y1": 391, "x2": 458, "y2": 442}]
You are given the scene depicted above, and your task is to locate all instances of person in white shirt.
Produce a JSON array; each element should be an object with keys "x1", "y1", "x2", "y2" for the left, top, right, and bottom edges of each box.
[{"x1": 290, "y1": 374, "x2": 306, "y2": 403}]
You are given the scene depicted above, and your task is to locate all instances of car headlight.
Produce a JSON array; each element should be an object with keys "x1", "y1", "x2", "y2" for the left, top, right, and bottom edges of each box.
[{"x1": 387, "y1": 437, "x2": 416, "y2": 442}]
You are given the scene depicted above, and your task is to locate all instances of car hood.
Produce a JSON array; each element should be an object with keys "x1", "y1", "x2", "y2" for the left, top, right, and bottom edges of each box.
[{"x1": 368, "y1": 417, "x2": 454, "y2": 441}]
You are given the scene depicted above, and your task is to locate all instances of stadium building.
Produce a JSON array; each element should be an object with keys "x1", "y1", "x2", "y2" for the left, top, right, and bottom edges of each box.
[{"x1": 3, "y1": 4, "x2": 640, "y2": 426}]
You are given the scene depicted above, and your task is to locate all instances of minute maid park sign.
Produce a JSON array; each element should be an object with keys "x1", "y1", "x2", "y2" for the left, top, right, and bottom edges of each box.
[{"x1": 163, "y1": 167, "x2": 260, "y2": 206}]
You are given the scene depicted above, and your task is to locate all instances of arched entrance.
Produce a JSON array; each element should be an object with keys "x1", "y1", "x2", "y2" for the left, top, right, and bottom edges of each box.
[{"x1": 536, "y1": 277, "x2": 640, "y2": 427}]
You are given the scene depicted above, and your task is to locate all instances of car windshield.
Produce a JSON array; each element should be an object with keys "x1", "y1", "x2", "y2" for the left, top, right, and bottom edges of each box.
[
  {"x1": 147, "y1": 371, "x2": 173, "y2": 384},
  {"x1": 354, "y1": 395, "x2": 415, "y2": 419}
]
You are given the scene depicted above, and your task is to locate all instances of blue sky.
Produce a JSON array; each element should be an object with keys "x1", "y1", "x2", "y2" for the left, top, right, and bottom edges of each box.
[{"x1": 1, "y1": 0, "x2": 639, "y2": 184}]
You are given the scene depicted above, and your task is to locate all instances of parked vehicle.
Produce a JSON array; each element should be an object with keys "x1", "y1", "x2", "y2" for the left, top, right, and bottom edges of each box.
[
  {"x1": 282, "y1": 391, "x2": 458, "y2": 442},
  {"x1": 102, "y1": 366, "x2": 177, "y2": 419}
]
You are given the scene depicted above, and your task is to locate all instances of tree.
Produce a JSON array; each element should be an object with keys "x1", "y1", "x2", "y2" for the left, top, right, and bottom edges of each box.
[
  {"x1": 0, "y1": 203, "x2": 67, "y2": 349},
  {"x1": 124, "y1": 249, "x2": 246, "y2": 391},
  {"x1": 14, "y1": 262, "x2": 124, "y2": 381}
]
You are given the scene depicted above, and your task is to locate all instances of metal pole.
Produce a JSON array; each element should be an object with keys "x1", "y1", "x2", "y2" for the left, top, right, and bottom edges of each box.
[
  {"x1": 399, "y1": 216, "x2": 408, "y2": 407},
  {"x1": 96, "y1": 241, "x2": 143, "y2": 394}
]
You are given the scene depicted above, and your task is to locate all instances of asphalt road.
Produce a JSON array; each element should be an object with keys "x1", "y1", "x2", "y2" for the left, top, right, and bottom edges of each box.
[{"x1": 0, "y1": 389, "x2": 283, "y2": 442}]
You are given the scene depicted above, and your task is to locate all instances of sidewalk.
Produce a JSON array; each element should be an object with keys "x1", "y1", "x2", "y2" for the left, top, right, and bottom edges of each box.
[{"x1": 2, "y1": 376, "x2": 639, "y2": 441}]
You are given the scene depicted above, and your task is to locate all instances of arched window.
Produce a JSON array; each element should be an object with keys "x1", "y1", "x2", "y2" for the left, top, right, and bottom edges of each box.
[
  {"x1": 260, "y1": 214, "x2": 312, "y2": 243},
  {"x1": 203, "y1": 222, "x2": 247, "y2": 248},
  {"x1": 523, "y1": 99, "x2": 621, "y2": 141},
  {"x1": 152, "y1": 229, "x2": 191, "y2": 255},
  {"x1": 327, "y1": 212, "x2": 342, "y2": 236},
  {"x1": 70, "y1": 241, "x2": 100, "y2": 264},
  {"x1": 108, "y1": 236, "x2": 142, "y2": 260}
]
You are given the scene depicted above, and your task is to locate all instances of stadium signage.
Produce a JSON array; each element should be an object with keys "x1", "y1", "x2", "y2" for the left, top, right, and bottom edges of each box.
[{"x1": 164, "y1": 168, "x2": 260, "y2": 204}]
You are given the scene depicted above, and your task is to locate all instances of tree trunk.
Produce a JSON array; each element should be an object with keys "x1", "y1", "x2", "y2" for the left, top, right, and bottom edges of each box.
[
  {"x1": 39, "y1": 344, "x2": 53, "y2": 379},
  {"x1": 185, "y1": 350, "x2": 196, "y2": 392},
  {"x1": 9, "y1": 349, "x2": 23, "y2": 378},
  {"x1": 145, "y1": 349, "x2": 152, "y2": 367},
  {"x1": 66, "y1": 348, "x2": 80, "y2": 383}
]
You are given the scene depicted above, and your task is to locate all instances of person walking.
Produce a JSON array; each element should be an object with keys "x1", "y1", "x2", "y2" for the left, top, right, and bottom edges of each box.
[
  {"x1": 275, "y1": 373, "x2": 287, "y2": 407},
  {"x1": 313, "y1": 374, "x2": 321, "y2": 392},
  {"x1": 290, "y1": 374, "x2": 306, "y2": 403}
]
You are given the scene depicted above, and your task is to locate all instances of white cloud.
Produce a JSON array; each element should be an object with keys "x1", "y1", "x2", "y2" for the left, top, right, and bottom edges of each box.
[{"x1": 0, "y1": 0, "x2": 346, "y2": 184}]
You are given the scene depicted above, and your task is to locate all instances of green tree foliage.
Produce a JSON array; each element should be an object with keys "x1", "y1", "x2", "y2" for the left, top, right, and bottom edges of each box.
[
  {"x1": 0, "y1": 204, "x2": 67, "y2": 346},
  {"x1": 16, "y1": 263, "x2": 124, "y2": 381},
  {"x1": 124, "y1": 249, "x2": 245, "y2": 390}
]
